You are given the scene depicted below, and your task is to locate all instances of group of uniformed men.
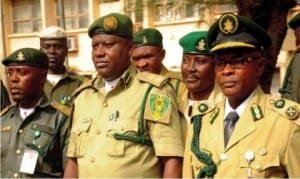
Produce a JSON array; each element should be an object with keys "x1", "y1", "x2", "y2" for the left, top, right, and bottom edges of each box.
[{"x1": 1, "y1": 11, "x2": 300, "y2": 178}]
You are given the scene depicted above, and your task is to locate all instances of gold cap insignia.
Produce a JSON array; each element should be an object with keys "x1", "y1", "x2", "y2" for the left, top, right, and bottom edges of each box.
[
  {"x1": 103, "y1": 16, "x2": 118, "y2": 32},
  {"x1": 143, "y1": 36, "x2": 148, "y2": 44},
  {"x1": 196, "y1": 38, "x2": 206, "y2": 50},
  {"x1": 219, "y1": 14, "x2": 238, "y2": 35},
  {"x1": 16, "y1": 51, "x2": 25, "y2": 61}
]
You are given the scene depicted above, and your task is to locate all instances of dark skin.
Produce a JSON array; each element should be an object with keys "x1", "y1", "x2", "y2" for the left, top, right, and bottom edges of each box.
[
  {"x1": 294, "y1": 26, "x2": 300, "y2": 47},
  {"x1": 91, "y1": 34, "x2": 132, "y2": 81},
  {"x1": 215, "y1": 48, "x2": 265, "y2": 109},
  {"x1": 40, "y1": 39, "x2": 68, "y2": 74},
  {"x1": 6, "y1": 65, "x2": 47, "y2": 108},
  {"x1": 131, "y1": 45, "x2": 165, "y2": 74},
  {"x1": 181, "y1": 53, "x2": 215, "y2": 100}
]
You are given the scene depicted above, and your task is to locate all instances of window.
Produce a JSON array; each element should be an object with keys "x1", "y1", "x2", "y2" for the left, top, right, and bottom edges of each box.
[
  {"x1": 12, "y1": 0, "x2": 42, "y2": 33},
  {"x1": 56, "y1": 0, "x2": 89, "y2": 30},
  {"x1": 125, "y1": 0, "x2": 143, "y2": 23},
  {"x1": 153, "y1": 0, "x2": 206, "y2": 22}
]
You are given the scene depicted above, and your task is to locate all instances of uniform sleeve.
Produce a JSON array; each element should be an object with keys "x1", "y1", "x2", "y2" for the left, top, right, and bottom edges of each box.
[
  {"x1": 285, "y1": 120, "x2": 300, "y2": 177},
  {"x1": 146, "y1": 86, "x2": 184, "y2": 157},
  {"x1": 182, "y1": 124, "x2": 194, "y2": 178}
]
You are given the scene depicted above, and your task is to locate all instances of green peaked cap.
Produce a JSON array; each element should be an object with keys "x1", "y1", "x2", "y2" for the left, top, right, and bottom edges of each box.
[
  {"x1": 179, "y1": 31, "x2": 210, "y2": 54},
  {"x1": 2, "y1": 48, "x2": 49, "y2": 68},
  {"x1": 88, "y1": 12, "x2": 133, "y2": 39},
  {"x1": 133, "y1": 28, "x2": 163, "y2": 48}
]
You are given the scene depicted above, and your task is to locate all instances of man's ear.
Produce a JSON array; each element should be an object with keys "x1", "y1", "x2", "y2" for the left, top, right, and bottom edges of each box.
[{"x1": 256, "y1": 57, "x2": 266, "y2": 77}]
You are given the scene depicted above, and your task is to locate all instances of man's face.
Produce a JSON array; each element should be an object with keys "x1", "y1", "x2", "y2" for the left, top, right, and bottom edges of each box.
[
  {"x1": 215, "y1": 49, "x2": 265, "y2": 102},
  {"x1": 6, "y1": 65, "x2": 47, "y2": 107},
  {"x1": 181, "y1": 53, "x2": 215, "y2": 95},
  {"x1": 131, "y1": 46, "x2": 165, "y2": 74},
  {"x1": 91, "y1": 34, "x2": 132, "y2": 81},
  {"x1": 40, "y1": 39, "x2": 67, "y2": 73}
]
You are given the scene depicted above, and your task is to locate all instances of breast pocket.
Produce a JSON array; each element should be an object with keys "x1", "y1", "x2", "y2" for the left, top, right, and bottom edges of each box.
[
  {"x1": 75, "y1": 117, "x2": 92, "y2": 157},
  {"x1": 105, "y1": 119, "x2": 138, "y2": 157},
  {"x1": 239, "y1": 152, "x2": 281, "y2": 177},
  {"x1": 31, "y1": 124, "x2": 56, "y2": 149}
]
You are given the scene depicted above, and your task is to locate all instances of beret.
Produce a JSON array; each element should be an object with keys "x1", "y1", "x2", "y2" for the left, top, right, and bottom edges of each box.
[
  {"x1": 207, "y1": 13, "x2": 271, "y2": 53},
  {"x1": 288, "y1": 13, "x2": 300, "y2": 30},
  {"x1": 179, "y1": 31, "x2": 210, "y2": 54},
  {"x1": 2, "y1": 48, "x2": 49, "y2": 68},
  {"x1": 39, "y1": 26, "x2": 67, "y2": 39},
  {"x1": 88, "y1": 13, "x2": 133, "y2": 39},
  {"x1": 133, "y1": 28, "x2": 163, "y2": 48}
]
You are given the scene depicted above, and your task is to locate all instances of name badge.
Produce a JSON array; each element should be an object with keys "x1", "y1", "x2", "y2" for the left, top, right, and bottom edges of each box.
[{"x1": 19, "y1": 149, "x2": 38, "y2": 174}]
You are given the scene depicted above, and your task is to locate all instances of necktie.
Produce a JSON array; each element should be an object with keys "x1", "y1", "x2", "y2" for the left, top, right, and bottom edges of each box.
[{"x1": 224, "y1": 111, "x2": 239, "y2": 147}]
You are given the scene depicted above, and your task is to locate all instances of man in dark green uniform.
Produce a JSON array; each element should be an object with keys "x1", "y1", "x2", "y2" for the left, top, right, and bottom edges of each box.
[
  {"x1": 1, "y1": 48, "x2": 70, "y2": 178},
  {"x1": 279, "y1": 13, "x2": 300, "y2": 103},
  {"x1": 39, "y1": 26, "x2": 86, "y2": 107}
]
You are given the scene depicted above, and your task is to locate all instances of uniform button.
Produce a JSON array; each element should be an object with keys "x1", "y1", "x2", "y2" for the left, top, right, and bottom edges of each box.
[
  {"x1": 255, "y1": 164, "x2": 263, "y2": 171},
  {"x1": 18, "y1": 129, "x2": 23, "y2": 134},
  {"x1": 220, "y1": 153, "x2": 228, "y2": 161},
  {"x1": 90, "y1": 156, "x2": 95, "y2": 163},
  {"x1": 103, "y1": 102, "x2": 108, "y2": 108},
  {"x1": 13, "y1": 172, "x2": 18, "y2": 178},
  {"x1": 32, "y1": 124, "x2": 37, "y2": 129},
  {"x1": 96, "y1": 129, "x2": 101, "y2": 135},
  {"x1": 259, "y1": 148, "x2": 267, "y2": 156},
  {"x1": 16, "y1": 149, "x2": 21, "y2": 154}
]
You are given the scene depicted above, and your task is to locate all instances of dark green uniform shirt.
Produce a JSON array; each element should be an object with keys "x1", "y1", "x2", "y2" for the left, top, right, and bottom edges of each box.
[
  {"x1": 0, "y1": 94, "x2": 70, "y2": 178},
  {"x1": 44, "y1": 69, "x2": 86, "y2": 107}
]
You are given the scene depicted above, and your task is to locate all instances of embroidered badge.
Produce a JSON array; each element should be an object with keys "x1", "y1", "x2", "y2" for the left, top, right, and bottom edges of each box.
[
  {"x1": 16, "y1": 51, "x2": 25, "y2": 61},
  {"x1": 219, "y1": 14, "x2": 238, "y2": 35},
  {"x1": 285, "y1": 106, "x2": 299, "y2": 120},
  {"x1": 149, "y1": 93, "x2": 170, "y2": 121},
  {"x1": 274, "y1": 99, "x2": 285, "y2": 108},
  {"x1": 103, "y1": 16, "x2": 118, "y2": 32},
  {"x1": 196, "y1": 38, "x2": 206, "y2": 51}
]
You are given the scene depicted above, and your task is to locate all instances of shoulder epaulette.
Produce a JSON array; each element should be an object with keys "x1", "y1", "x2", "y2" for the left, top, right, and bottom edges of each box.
[
  {"x1": 0, "y1": 104, "x2": 14, "y2": 117},
  {"x1": 166, "y1": 71, "x2": 182, "y2": 81},
  {"x1": 266, "y1": 95, "x2": 300, "y2": 120},
  {"x1": 137, "y1": 72, "x2": 168, "y2": 88},
  {"x1": 72, "y1": 78, "x2": 96, "y2": 98},
  {"x1": 51, "y1": 101, "x2": 71, "y2": 116},
  {"x1": 191, "y1": 101, "x2": 216, "y2": 118}
]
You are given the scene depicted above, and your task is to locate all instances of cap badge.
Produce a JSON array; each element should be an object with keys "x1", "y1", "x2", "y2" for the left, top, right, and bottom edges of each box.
[
  {"x1": 16, "y1": 51, "x2": 25, "y2": 61},
  {"x1": 219, "y1": 14, "x2": 238, "y2": 35},
  {"x1": 196, "y1": 38, "x2": 206, "y2": 50},
  {"x1": 103, "y1": 16, "x2": 118, "y2": 32},
  {"x1": 143, "y1": 35, "x2": 148, "y2": 44}
]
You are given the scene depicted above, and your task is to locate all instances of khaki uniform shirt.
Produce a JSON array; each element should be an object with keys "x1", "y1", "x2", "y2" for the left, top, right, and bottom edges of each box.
[
  {"x1": 67, "y1": 64, "x2": 183, "y2": 178},
  {"x1": 0, "y1": 95, "x2": 70, "y2": 178},
  {"x1": 281, "y1": 52, "x2": 300, "y2": 103},
  {"x1": 44, "y1": 68, "x2": 86, "y2": 107},
  {"x1": 183, "y1": 87, "x2": 300, "y2": 178},
  {"x1": 179, "y1": 82, "x2": 223, "y2": 145}
]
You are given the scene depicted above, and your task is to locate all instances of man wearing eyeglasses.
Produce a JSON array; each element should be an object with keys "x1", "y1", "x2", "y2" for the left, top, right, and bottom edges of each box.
[{"x1": 183, "y1": 13, "x2": 300, "y2": 178}]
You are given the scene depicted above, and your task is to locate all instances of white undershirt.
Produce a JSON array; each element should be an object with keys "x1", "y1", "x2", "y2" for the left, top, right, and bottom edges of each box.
[
  {"x1": 47, "y1": 74, "x2": 63, "y2": 85},
  {"x1": 19, "y1": 107, "x2": 35, "y2": 120},
  {"x1": 105, "y1": 78, "x2": 119, "y2": 93}
]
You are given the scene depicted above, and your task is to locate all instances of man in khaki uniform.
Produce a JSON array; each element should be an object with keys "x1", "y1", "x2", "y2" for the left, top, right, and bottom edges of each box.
[
  {"x1": 1, "y1": 48, "x2": 70, "y2": 178},
  {"x1": 178, "y1": 31, "x2": 223, "y2": 143},
  {"x1": 64, "y1": 13, "x2": 183, "y2": 178},
  {"x1": 279, "y1": 13, "x2": 300, "y2": 103},
  {"x1": 183, "y1": 13, "x2": 300, "y2": 178},
  {"x1": 131, "y1": 28, "x2": 187, "y2": 106},
  {"x1": 39, "y1": 26, "x2": 86, "y2": 107}
]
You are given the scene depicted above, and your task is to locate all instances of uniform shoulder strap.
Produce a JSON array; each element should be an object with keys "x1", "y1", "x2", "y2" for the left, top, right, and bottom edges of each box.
[
  {"x1": 137, "y1": 72, "x2": 168, "y2": 88},
  {"x1": 0, "y1": 105, "x2": 14, "y2": 117},
  {"x1": 51, "y1": 101, "x2": 71, "y2": 117},
  {"x1": 266, "y1": 95, "x2": 300, "y2": 121},
  {"x1": 72, "y1": 78, "x2": 96, "y2": 98}
]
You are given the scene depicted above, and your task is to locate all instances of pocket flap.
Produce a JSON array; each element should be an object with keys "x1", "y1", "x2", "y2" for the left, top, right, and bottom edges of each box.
[{"x1": 76, "y1": 117, "x2": 92, "y2": 135}]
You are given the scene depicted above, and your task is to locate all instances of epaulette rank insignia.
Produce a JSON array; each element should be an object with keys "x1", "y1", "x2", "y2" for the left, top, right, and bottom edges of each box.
[
  {"x1": 270, "y1": 98, "x2": 299, "y2": 120},
  {"x1": 190, "y1": 102, "x2": 216, "y2": 123}
]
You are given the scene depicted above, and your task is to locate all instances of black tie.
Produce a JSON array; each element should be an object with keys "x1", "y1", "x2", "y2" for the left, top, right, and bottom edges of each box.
[{"x1": 224, "y1": 111, "x2": 239, "y2": 147}]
